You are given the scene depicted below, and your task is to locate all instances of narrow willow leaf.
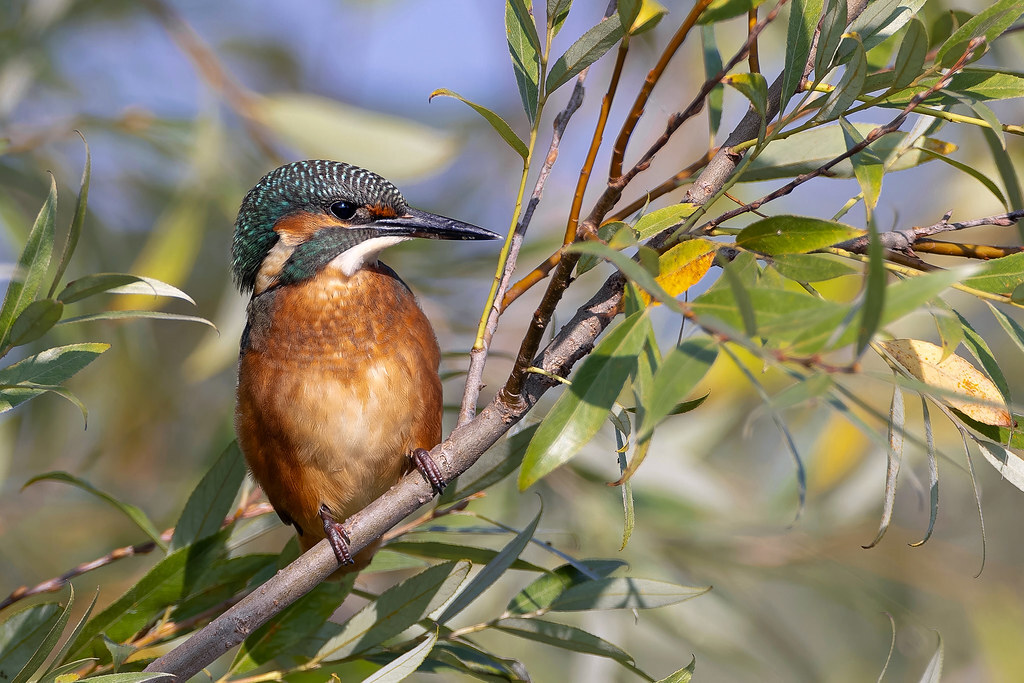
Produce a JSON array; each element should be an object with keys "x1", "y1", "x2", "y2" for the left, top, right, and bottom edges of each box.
[
  {"x1": 58, "y1": 273, "x2": 195, "y2": 305},
  {"x1": 44, "y1": 590, "x2": 98, "y2": 675},
  {"x1": 57, "y1": 310, "x2": 215, "y2": 329},
  {"x1": 955, "y1": 93, "x2": 1005, "y2": 151},
  {"x1": 839, "y1": 0, "x2": 927, "y2": 60},
  {"x1": 701, "y1": 25, "x2": 724, "y2": 138},
  {"x1": 23, "y1": 472, "x2": 166, "y2": 549},
  {"x1": 0, "y1": 603, "x2": 60, "y2": 683},
  {"x1": 986, "y1": 302, "x2": 1024, "y2": 358},
  {"x1": 0, "y1": 175, "x2": 57, "y2": 348},
  {"x1": 909, "y1": 398, "x2": 939, "y2": 547},
  {"x1": 48, "y1": 136, "x2": 91, "y2": 298},
  {"x1": 548, "y1": 0, "x2": 572, "y2": 36},
  {"x1": 231, "y1": 581, "x2": 351, "y2": 674},
  {"x1": 724, "y1": 72, "x2": 768, "y2": 119},
  {"x1": 550, "y1": 577, "x2": 710, "y2": 611},
  {"x1": 955, "y1": 310, "x2": 1011, "y2": 407},
  {"x1": 316, "y1": 561, "x2": 470, "y2": 661},
  {"x1": 963, "y1": 252, "x2": 1024, "y2": 295},
  {"x1": 919, "y1": 631, "x2": 944, "y2": 682},
  {"x1": 814, "y1": 0, "x2": 848, "y2": 77},
  {"x1": 428, "y1": 641, "x2": 524, "y2": 680},
  {"x1": 818, "y1": 37, "x2": 866, "y2": 122},
  {"x1": 616, "y1": 447, "x2": 635, "y2": 549},
  {"x1": 937, "y1": 0, "x2": 1024, "y2": 68},
  {"x1": 637, "y1": 338, "x2": 717, "y2": 442},
  {"x1": 863, "y1": 383, "x2": 905, "y2": 548},
  {"x1": 769, "y1": 253, "x2": 857, "y2": 282},
  {"x1": 507, "y1": 0, "x2": 541, "y2": 121},
  {"x1": 546, "y1": 13, "x2": 624, "y2": 94},
  {"x1": 429, "y1": 89, "x2": 529, "y2": 160},
  {"x1": 856, "y1": 223, "x2": 886, "y2": 356},
  {"x1": 768, "y1": 373, "x2": 833, "y2": 411},
  {"x1": 697, "y1": 0, "x2": 767, "y2": 24},
  {"x1": 878, "y1": 338, "x2": 1011, "y2": 427},
  {"x1": 10, "y1": 588, "x2": 73, "y2": 683},
  {"x1": 634, "y1": 204, "x2": 698, "y2": 241},
  {"x1": 976, "y1": 438, "x2": 1024, "y2": 492},
  {"x1": 448, "y1": 424, "x2": 538, "y2": 500},
  {"x1": 436, "y1": 506, "x2": 542, "y2": 623},
  {"x1": 519, "y1": 311, "x2": 650, "y2": 488},
  {"x1": 496, "y1": 618, "x2": 634, "y2": 664},
  {"x1": 385, "y1": 540, "x2": 546, "y2": 572},
  {"x1": 891, "y1": 18, "x2": 928, "y2": 91},
  {"x1": 917, "y1": 148, "x2": 1007, "y2": 208},
  {"x1": 629, "y1": 0, "x2": 667, "y2": 35},
  {"x1": 781, "y1": 0, "x2": 824, "y2": 110},
  {"x1": 0, "y1": 383, "x2": 87, "y2": 423},
  {"x1": 364, "y1": 630, "x2": 438, "y2": 683},
  {"x1": 839, "y1": 118, "x2": 883, "y2": 214},
  {"x1": 736, "y1": 215, "x2": 863, "y2": 255},
  {"x1": 982, "y1": 125, "x2": 1023, "y2": 212},
  {"x1": 8, "y1": 299, "x2": 63, "y2": 347},
  {"x1": 0, "y1": 343, "x2": 108, "y2": 387},
  {"x1": 506, "y1": 559, "x2": 626, "y2": 615},
  {"x1": 657, "y1": 657, "x2": 696, "y2": 683},
  {"x1": 929, "y1": 298, "x2": 963, "y2": 361},
  {"x1": 721, "y1": 259, "x2": 756, "y2": 337},
  {"x1": 65, "y1": 674, "x2": 171, "y2": 683},
  {"x1": 617, "y1": 0, "x2": 641, "y2": 30},
  {"x1": 170, "y1": 441, "x2": 246, "y2": 551},
  {"x1": 39, "y1": 659, "x2": 99, "y2": 683}
]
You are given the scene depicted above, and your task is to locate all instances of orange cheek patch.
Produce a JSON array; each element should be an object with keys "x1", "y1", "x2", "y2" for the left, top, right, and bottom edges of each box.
[
  {"x1": 274, "y1": 211, "x2": 336, "y2": 245},
  {"x1": 368, "y1": 203, "x2": 399, "y2": 218}
]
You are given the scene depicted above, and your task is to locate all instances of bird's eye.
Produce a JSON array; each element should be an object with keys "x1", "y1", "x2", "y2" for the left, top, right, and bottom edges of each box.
[{"x1": 330, "y1": 201, "x2": 359, "y2": 221}]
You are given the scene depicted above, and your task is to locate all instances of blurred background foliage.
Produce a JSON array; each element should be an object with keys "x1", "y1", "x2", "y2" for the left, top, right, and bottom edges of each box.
[{"x1": 0, "y1": 0, "x2": 1023, "y2": 681}]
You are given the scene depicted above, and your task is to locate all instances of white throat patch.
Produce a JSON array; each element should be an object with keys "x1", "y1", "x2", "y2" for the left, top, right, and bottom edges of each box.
[{"x1": 330, "y1": 235, "x2": 412, "y2": 276}]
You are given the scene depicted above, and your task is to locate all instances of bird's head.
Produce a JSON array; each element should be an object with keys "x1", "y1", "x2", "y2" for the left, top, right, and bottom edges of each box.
[{"x1": 232, "y1": 160, "x2": 499, "y2": 294}]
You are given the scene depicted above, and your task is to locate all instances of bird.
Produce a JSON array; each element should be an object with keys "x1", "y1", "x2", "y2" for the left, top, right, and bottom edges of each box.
[{"x1": 231, "y1": 159, "x2": 500, "y2": 570}]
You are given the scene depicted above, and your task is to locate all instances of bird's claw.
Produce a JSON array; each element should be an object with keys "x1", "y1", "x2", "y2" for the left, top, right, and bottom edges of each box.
[
  {"x1": 409, "y1": 448, "x2": 446, "y2": 495},
  {"x1": 319, "y1": 503, "x2": 354, "y2": 566}
]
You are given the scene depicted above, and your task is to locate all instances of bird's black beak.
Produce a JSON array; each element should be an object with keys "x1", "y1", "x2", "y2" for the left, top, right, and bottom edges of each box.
[{"x1": 373, "y1": 207, "x2": 501, "y2": 241}]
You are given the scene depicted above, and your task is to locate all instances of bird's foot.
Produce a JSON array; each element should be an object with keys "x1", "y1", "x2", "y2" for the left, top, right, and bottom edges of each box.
[
  {"x1": 409, "y1": 448, "x2": 446, "y2": 495},
  {"x1": 319, "y1": 504, "x2": 354, "y2": 566}
]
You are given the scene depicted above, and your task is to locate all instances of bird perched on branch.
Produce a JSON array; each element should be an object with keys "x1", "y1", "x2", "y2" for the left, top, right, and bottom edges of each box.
[{"x1": 232, "y1": 160, "x2": 499, "y2": 570}]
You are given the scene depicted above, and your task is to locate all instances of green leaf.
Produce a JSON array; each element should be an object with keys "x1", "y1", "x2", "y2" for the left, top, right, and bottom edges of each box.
[
  {"x1": 57, "y1": 273, "x2": 195, "y2": 305},
  {"x1": 838, "y1": 0, "x2": 927, "y2": 61},
  {"x1": 856, "y1": 223, "x2": 886, "y2": 356},
  {"x1": 8, "y1": 299, "x2": 63, "y2": 347},
  {"x1": 951, "y1": 408, "x2": 1024, "y2": 450},
  {"x1": 781, "y1": 0, "x2": 824, "y2": 110},
  {"x1": 657, "y1": 657, "x2": 696, "y2": 683},
  {"x1": 548, "y1": 0, "x2": 572, "y2": 36},
  {"x1": 495, "y1": 618, "x2": 634, "y2": 664},
  {"x1": 0, "y1": 343, "x2": 108, "y2": 391},
  {"x1": 506, "y1": 0, "x2": 541, "y2": 122},
  {"x1": 519, "y1": 311, "x2": 650, "y2": 489},
  {"x1": 937, "y1": 0, "x2": 1024, "y2": 68},
  {"x1": 814, "y1": 0, "x2": 848, "y2": 77},
  {"x1": 231, "y1": 580, "x2": 351, "y2": 674},
  {"x1": 0, "y1": 175, "x2": 56, "y2": 348},
  {"x1": 436, "y1": 505, "x2": 542, "y2": 623},
  {"x1": 862, "y1": 383, "x2": 905, "y2": 548},
  {"x1": 23, "y1": 472, "x2": 166, "y2": 549},
  {"x1": 9, "y1": 589, "x2": 73, "y2": 683},
  {"x1": 56, "y1": 310, "x2": 215, "y2": 329},
  {"x1": 447, "y1": 424, "x2": 538, "y2": 501},
  {"x1": 634, "y1": 204, "x2": 698, "y2": 241},
  {"x1": 697, "y1": 0, "x2": 767, "y2": 24},
  {"x1": 628, "y1": 0, "x2": 667, "y2": 35},
  {"x1": 567, "y1": 241, "x2": 684, "y2": 310},
  {"x1": 839, "y1": 118, "x2": 883, "y2": 214},
  {"x1": 43, "y1": 590, "x2": 98, "y2": 676},
  {"x1": 0, "y1": 602, "x2": 60, "y2": 683},
  {"x1": 617, "y1": 0, "x2": 641, "y2": 30},
  {"x1": 987, "y1": 301, "x2": 1024, "y2": 359},
  {"x1": 62, "y1": 674, "x2": 172, "y2": 683},
  {"x1": 48, "y1": 135, "x2": 90, "y2": 298},
  {"x1": 69, "y1": 532, "x2": 230, "y2": 660},
  {"x1": 546, "y1": 13, "x2": 625, "y2": 94},
  {"x1": 170, "y1": 441, "x2": 246, "y2": 551},
  {"x1": 817, "y1": 36, "x2": 867, "y2": 122},
  {"x1": 886, "y1": 69, "x2": 1024, "y2": 106},
  {"x1": 918, "y1": 149, "x2": 1006, "y2": 208},
  {"x1": 982, "y1": 125, "x2": 1023, "y2": 212},
  {"x1": 429, "y1": 642, "x2": 525, "y2": 681},
  {"x1": 736, "y1": 215, "x2": 863, "y2": 255},
  {"x1": 723, "y1": 72, "x2": 768, "y2": 119},
  {"x1": 769, "y1": 253, "x2": 857, "y2": 282},
  {"x1": 385, "y1": 540, "x2": 546, "y2": 572},
  {"x1": 891, "y1": 18, "x2": 928, "y2": 91},
  {"x1": 38, "y1": 659, "x2": 99, "y2": 683},
  {"x1": 550, "y1": 577, "x2": 710, "y2": 611},
  {"x1": 315, "y1": 561, "x2": 471, "y2": 661},
  {"x1": 963, "y1": 252, "x2": 1024, "y2": 294},
  {"x1": 637, "y1": 338, "x2": 717, "y2": 442},
  {"x1": 429, "y1": 89, "x2": 529, "y2": 160},
  {"x1": 701, "y1": 25, "x2": 724, "y2": 137},
  {"x1": 930, "y1": 298, "x2": 964, "y2": 361},
  {"x1": 363, "y1": 630, "x2": 438, "y2": 683},
  {"x1": 742, "y1": 123, "x2": 952, "y2": 181},
  {"x1": 505, "y1": 560, "x2": 627, "y2": 615}
]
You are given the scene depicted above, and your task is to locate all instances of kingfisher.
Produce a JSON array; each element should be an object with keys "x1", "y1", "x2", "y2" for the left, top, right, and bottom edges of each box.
[{"x1": 232, "y1": 159, "x2": 499, "y2": 570}]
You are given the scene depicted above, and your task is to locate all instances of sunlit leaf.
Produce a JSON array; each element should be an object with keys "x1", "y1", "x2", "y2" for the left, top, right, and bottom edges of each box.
[
  {"x1": 48, "y1": 135, "x2": 90, "y2": 298},
  {"x1": 548, "y1": 0, "x2": 572, "y2": 36},
  {"x1": 629, "y1": 0, "x2": 667, "y2": 35},
  {"x1": 724, "y1": 72, "x2": 768, "y2": 120},
  {"x1": 955, "y1": 310, "x2": 1011, "y2": 406},
  {"x1": 429, "y1": 89, "x2": 528, "y2": 160},
  {"x1": 878, "y1": 338, "x2": 1011, "y2": 427},
  {"x1": 520, "y1": 312, "x2": 649, "y2": 489},
  {"x1": 634, "y1": 204, "x2": 698, "y2": 241},
  {"x1": 364, "y1": 630, "x2": 438, "y2": 683},
  {"x1": 58, "y1": 273, "x2": 195, "y2": 305},
  {"x1": 656, "y1": 657, "x2": 696, "y2": 683},
  {"x1": 568, "y1": 241, "x2": 684, "y2": 311},
  {"x1": 506, "y1": 560, "x2": 627, "y2": 615},
  {"x1": 697, "y1": 0, "x2": 767, "y2": 25},
  {"x1": 918, "y1": 631, "x2": 944, "y2": 682},
  {"x1": 57, "y1": 311, "x2": 215, "y2": 329},
  {"x1": 385, "y1": 540, "x2": 546, "y2": 573},
  {"x1": 640, "y1": 239, "x2": 716, "y2": 306},
  {"x1": 547, "y1": 13, "x2": 624, "y2": 94},
  {"x1": 549, "y1": 577, "x2": 710, "y2": 611},
  {"x1": 736, "y1": 215, "x2": 863, "y2": 255},
  {"x1": 963, "y1": 252, "x2": 1024, "y2": 295}
]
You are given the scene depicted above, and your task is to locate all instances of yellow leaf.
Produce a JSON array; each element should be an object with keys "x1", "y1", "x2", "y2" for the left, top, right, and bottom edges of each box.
[
  {"x1": 878, "y1": 338, "x2": 1012, "y2": 427},
  {"x1": 640, "y1": 239, "x2": 716, "y2": 306}
]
